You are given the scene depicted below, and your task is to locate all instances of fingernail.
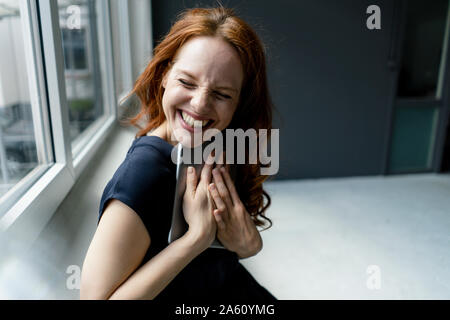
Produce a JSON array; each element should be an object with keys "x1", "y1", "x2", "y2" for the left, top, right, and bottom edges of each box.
[
  {"x1": 209, "y1": 183, "x2": 215, "y2": 189},
  {"x1": 188, "y1": 166, "x2": 193, "y2": 173}
]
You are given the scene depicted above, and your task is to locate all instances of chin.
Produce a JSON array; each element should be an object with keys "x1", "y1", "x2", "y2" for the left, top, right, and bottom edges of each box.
[{"x1": 171, "y1": 127, "x2": 202, "y2": 148}]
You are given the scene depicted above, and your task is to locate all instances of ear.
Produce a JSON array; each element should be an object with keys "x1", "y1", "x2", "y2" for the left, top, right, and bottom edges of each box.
[
  {"x1": 162, "y1": 72, "x2": 168, "y2": 89},
  {"x1": 162, "y1": 62, "x2": 174, "y2": 89}
]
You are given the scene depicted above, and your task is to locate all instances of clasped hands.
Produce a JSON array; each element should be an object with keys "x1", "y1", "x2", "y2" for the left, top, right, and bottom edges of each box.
[{"x1": 183, "y1": 154, "x2": 262, "y2": 259}]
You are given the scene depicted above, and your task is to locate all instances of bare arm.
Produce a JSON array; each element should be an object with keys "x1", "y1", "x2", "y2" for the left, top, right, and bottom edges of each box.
[
  {"x1": 81, "y1": 164, "x2": 216, "y2": 300},
  {"x1": 80, "y1": 199, "x2": 205, "y2": 300},
  {"x1": 108, "y1": 229, "x2": 204, "y2": 299}
]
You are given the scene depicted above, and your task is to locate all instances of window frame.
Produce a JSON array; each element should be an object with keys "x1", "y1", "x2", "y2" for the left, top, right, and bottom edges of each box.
[
  {"x1": 0, "y1": 0, "x2": 117, "y2": 247},
  {"x1": 117, "y1": 0, "x2": 133, "y2": 98}
]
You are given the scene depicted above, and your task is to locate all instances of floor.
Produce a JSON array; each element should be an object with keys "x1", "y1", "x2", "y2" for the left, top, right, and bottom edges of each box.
[
  {"x1": 248, "y1": 173, "x2": 450, "y2": 299},
  {"x1": 1, "y1": 124, "x2": 449, "y2": 299}
]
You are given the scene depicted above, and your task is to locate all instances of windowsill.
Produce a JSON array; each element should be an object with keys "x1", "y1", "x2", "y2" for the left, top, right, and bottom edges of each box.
[
  {"x1": 0, "y1": 123, "x2": 137, "y2": 298},
  {"x1": 0, "y1": 116, "x2": 116, "y2": 251}
]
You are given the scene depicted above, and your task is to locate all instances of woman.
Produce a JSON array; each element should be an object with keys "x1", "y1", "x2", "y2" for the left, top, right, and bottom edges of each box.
[{"x1": 80, "y1": 6, "x2": 275, "y2": 301}]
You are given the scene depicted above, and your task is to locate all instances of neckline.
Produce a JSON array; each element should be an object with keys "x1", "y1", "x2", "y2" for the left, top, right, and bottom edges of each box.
[
  {"x1": 135, "y1": 135, "x2": 175, "y2": 164},
  {"x1": 142, "y1": 134, "x2": 173, "y2": 146}
]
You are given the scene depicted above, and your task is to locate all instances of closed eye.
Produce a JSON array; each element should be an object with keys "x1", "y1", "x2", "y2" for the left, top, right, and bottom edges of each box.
[
  {"x1": 178, "y1": 79, "x2": 195, "y2": 88},
  {"x1": 178, "y1": 79, "x2": 231, "y2": 99},
  {"x1": 213, "y1": 91, "x2": 231, "y2": 100}
]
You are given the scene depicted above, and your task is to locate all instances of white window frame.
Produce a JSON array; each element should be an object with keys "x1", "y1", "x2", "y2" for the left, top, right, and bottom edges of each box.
[
  {"x1": 114, "y1": 0, "x2": 153, "y2": 118},
  {"x1": 0, "y1": 0, "x2": 117, "y2": 248},
  {"x1": 117, "y1": 0, "x2": 133, "y2": 100}
]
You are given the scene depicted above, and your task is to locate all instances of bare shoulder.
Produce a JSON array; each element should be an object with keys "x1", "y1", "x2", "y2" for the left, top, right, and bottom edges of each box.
[{"x1": 80, "y1": 199, "x2": 151, "y2": 299}]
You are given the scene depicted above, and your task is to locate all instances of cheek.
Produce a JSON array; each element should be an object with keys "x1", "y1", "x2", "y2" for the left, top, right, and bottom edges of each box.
[{"x1": 162, "y1": 87, "x2": 182, "y2": 116}]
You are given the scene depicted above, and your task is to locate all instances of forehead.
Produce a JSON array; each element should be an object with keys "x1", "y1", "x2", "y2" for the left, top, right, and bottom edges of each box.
[{"x1": 171, "y1": 36, "x2": 244, "y2": 90}]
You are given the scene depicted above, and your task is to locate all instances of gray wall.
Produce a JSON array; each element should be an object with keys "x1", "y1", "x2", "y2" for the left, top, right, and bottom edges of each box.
[{"x1": 152, "y1": 0, "x2": 397, "y2": 180}]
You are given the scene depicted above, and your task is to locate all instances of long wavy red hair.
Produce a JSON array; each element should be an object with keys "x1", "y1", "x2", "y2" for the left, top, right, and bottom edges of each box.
[{"x1": 127, "y1": 6, "x2": 274, "y2": 230}]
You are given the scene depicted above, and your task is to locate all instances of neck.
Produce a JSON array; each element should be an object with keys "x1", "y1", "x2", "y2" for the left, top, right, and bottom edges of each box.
[{"x1": 149, "y1": 121, "x2": 178, "y2": 146}]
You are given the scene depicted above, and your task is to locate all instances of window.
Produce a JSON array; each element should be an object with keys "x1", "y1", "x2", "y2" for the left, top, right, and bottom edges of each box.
[
  {"x1": 0, "y1": 0, "x2": 117, "y2": 245},
  {"x1": 0, "y1": 1, "x2": 37, "y2": 197},
  {"x1": 388, "y1": 0, "x2": 450, "y2": 173},
  {"x1": 61, "y1": 27, "x2": 88, "y2": 70},
  {"x1": 0, "y1": 0, "x2": 52, "y2": 206},
  {"x1": 57, "y1": 0, "x2": 111, "y2": 152},
  {"x1": 396, "y1": 0, "x2": 449, "y2": 99}
]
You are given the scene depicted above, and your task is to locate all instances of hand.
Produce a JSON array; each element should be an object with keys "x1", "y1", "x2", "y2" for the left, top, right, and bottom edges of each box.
[
  {"x1": 208, "y1": 165, "x2": 263, "y2": 259},
  {"x1": 182, "y1": 162, "x2": 217, "y2": 251}
]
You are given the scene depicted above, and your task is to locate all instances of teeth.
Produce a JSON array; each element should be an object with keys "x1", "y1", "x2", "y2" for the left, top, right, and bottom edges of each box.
[{"x1": 181, "y1": 111, "x2": 209, "y2": 128}]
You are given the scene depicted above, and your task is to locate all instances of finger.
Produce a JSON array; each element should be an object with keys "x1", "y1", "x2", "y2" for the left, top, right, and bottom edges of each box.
[
  {"x1": 216, "y1": 149, "x2": 224, "y2": 164},
  {"x1": 220, "y1": 166, "x2": 240, "y2": 205},
  {"x1": 213, "y1": 209, "x2": 227, "y2": 230},
  {"x1": 201, "y1": 161, "x2": 213, "y2": 184},
  {"x1": 201, "y1": 150, "x2": 217, "y2": 183},
  {"x1": 215, "y1": 151, "x2": 225, "y2": 170},
  {"x1": 185, "y1": 166, "x2": 197, "y2": 197},
  {"x1": 209, "y1": 183, "x2": 228, "y2": 217},
  {"x1": 212, "y1": 168, "x2": 234, "y2": 208},
  {"x1": 205, "y1": 150, "x2": 215, "y2": 165}
]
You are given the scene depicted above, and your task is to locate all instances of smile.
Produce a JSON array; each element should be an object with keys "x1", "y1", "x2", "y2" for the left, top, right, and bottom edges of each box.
[{"x1": 178, "y1": 110, "x2": 213, "y2": 130}]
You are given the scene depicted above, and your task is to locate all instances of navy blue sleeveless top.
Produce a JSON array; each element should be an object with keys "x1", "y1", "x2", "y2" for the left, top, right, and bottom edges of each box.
[{"x1": 98, "y1": 135, "x2": 239, "y2": 300}]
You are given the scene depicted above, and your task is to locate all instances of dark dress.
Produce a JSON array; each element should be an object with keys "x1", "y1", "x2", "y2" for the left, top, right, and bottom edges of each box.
[{"x1": 98, "y1": 135, "x2": 276, "y2": 301}]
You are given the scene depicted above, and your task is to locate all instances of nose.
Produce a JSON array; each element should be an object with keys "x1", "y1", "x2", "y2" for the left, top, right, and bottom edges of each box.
[{"x1": 190, "y1": 88, "x2": 211, "y2": 114}]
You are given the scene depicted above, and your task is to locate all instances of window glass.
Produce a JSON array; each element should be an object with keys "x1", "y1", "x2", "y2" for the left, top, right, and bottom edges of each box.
[
  {"x1": 0, "y1": 1, "x2": 39, "y2": 198},
  {"x1": 389, "y1": 106, "x2": 439, "y2": 172},
  {"x1": 58, "y1": 0, "x2": 106, "y2": 143},
  {"x1": 61, "y1": 28, "x2": 88, "y2": 70}
]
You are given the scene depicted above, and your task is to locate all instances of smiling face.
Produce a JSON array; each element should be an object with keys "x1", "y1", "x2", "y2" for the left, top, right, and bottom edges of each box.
[{"x1": 160, "y1": 36, "x2": 244, "y2": 147}]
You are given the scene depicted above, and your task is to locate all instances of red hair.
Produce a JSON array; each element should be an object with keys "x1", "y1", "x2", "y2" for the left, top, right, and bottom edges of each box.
[{"x1": 127, "y1": 6, "x2": 274, "y2": 230}]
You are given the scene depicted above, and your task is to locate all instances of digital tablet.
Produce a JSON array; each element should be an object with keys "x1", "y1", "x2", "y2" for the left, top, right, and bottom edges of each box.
[{"x1": 168, "y1": 143, "x2": 226, "y2": 249}]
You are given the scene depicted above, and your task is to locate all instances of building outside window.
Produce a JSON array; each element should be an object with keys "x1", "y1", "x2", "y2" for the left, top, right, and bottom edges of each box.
[
  {"x1": 58, "y1": 0, "x2": 105, "y2": 144},
  {"x1": 0, "y1": 0, "x2": 116, "y2": 234},
  {"x1": 0, "y1": 1, "x2": 39, "y2": 198}
]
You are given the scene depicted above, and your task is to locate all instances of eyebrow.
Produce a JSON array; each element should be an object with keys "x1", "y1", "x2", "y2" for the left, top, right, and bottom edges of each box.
[{"x1": 178, "y1": 69, "x2": 238, "y2": 93}]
